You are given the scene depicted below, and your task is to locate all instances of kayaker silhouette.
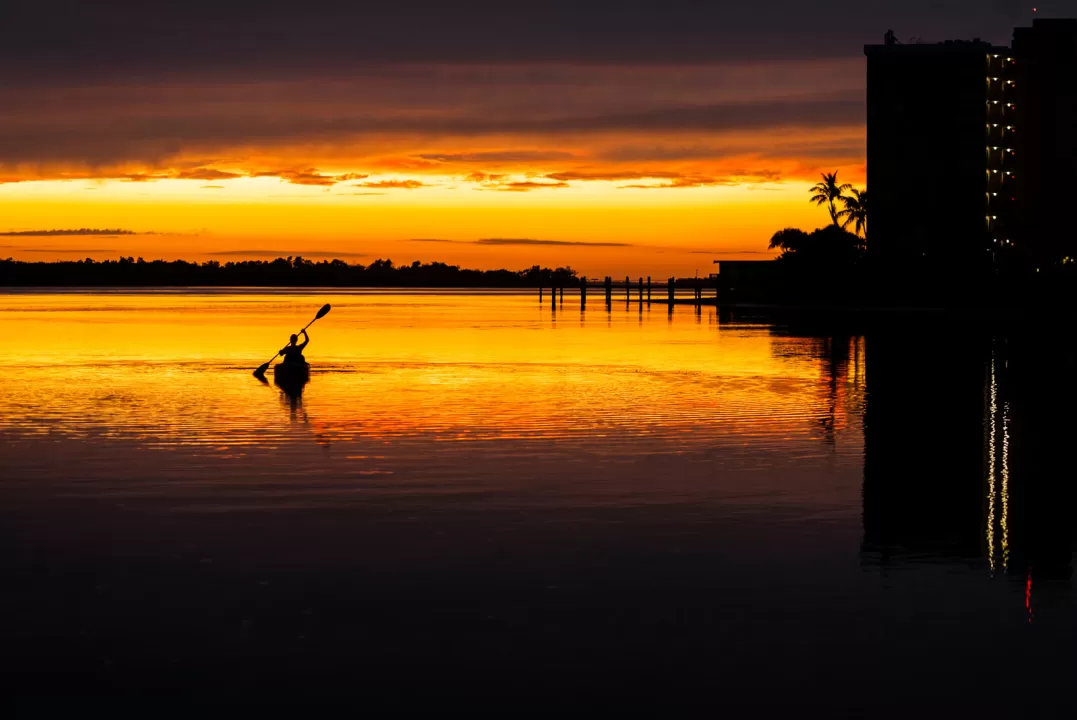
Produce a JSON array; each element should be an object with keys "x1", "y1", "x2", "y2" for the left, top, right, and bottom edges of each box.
[
  {"x1": 280, "y1": 329, "x2": 309, "y2": 365},
  {"x1": 252, "y1": 304, "x2": 330, "y2": 380}
]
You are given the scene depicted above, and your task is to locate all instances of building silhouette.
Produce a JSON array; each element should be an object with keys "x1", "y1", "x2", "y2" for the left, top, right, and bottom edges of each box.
[
  {"x1": 861, "y1": 320, "x2": 987, "y2": 560},
  {"x1": 1010, "y1": 19, "x2": 1077, "y2": 267},
  {"x1": 865, "y1": 19, "x2": 1076, "y2": 272}
]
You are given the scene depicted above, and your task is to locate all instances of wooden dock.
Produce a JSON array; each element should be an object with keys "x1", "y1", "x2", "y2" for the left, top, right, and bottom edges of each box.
[{"x1": 539, "y1": 276, "x2": 718, "y2": 308}]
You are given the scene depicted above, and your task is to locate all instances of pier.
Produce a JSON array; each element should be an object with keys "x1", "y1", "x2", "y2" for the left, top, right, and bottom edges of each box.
[{"x1": 539, "y1": 275, "x2": 718, "y2": 309}]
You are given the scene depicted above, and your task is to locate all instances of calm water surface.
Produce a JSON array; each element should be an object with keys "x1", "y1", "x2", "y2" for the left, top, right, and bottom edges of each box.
[{"x1": 2, "y1": 290, "x2": 1074, "y2": 715}]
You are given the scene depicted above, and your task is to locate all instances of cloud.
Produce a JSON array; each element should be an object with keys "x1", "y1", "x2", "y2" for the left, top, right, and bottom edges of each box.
[
  {"x1": 0, "y1": 2, "x2": 1021, "y2": 88},
  {"x1": 545, "y1": 170, "x2": 684, "y2": 182},
  {"x1": 367, "y1": 156, "x2": 444, "y2": 171},
  {"x1": 464, "y1": 172, "x2": 506, "y2": 184},
  {"x1": 201, "y1": 184, "x2": 225, "y2": 189},
  {"x1": 598, "y1": 145, "x2": 730, "y2": 163},
  {"x1": 0, "y1": 49, "x2": 870, "y2": 189},
  {"x1": 731, "y1": 168, "x2": 783, "y2": 182},
  {"x1": 354, "y1": 179, "x2": 427, "y2": 189},
  {"x1": 0, "y1": 228, "x2": 144, "y2": 236},
  {"x1": 4, "y1": 168, "x2": 241, "y2": 184},
  {"x1": 601, "y1": 140, "x2": 864, "y2": 165},
  {"x1": 340, "y1": 192, "x2": 388, "y2": 196},
  {"x1": 120, "y1": 173, "x2": 170, "y2": 182},
  {"x1": 0, "y1": 86, "x2": 863, "y2": 174},
  {"x1": 19, "y1": 247, "x2": 117, "y2": 253},
  {"x1": 761, "y1": 141, "x2": 865, "y2": 161},
  {"x1": 207, "y1": 249, "x2": 368, "y2": 258},
  {"x1": 619, "y1": 176, "x2": 724, "y2": 189},
  {"x1": 175, "y1": 167, "x2": 243, "y2": 181},
  {"x1": 474, "y1": 238, "x2": 631, "y2": 247},
  {"x1": 407, "y1": 237, "x2": 630, "y2": 247},
  {"x1": 494, "y1": 181, "x2": 569, "y2": 192},
  {"x1": 462, "y1": 173, "x2": 571, "y2": 191},
  {"x1": 255, "y1": 169, "x2": 369, "y2": 186},
  {"x1": 533, "y1": 96, "x2": 862, "y2": 135},
  {"x1": 619, "y1": 169, "x2": 781, "y2": 188},
  {"x1": 419, "y1": 151, "x2": 577, "y2": 163}
]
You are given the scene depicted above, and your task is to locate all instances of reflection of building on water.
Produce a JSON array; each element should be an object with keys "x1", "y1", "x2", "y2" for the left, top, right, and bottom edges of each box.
[
  {"x1": 863, "y1": 321, "x2": 1077, "y2": 612},
  {"x1": 989, "y1": 333, "x2": 1077, "y2": 583},
  {"x1": 862, "y1": 322, "x2": 987, "y2": 560}
]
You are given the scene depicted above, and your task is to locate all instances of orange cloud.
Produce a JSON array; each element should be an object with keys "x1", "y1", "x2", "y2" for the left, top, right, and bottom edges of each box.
[
  {"x1": 355, "y1": 179, "x2": 428, "y2": 189},
  {"x1": 419, "y1": 151, "x2": 577, "y2": 164},
  {"x1": 618, "y1": 169, "x2": 782, "y2": 188},
  {"x1": 493, "y1": 181, "x2": 570, "y2": 192},
  {"x1": 254, "y1": 168, "x2": 370, "y2": 186},
  {"x1": 464, "y1": 172, "x2": 506, "y2": 184},
  {"x1": 545, "y1": 170, "x2": 684, "y2": 181},
  {"x1": 175, "y1": 168, "x2": 243, "y2": 181}
]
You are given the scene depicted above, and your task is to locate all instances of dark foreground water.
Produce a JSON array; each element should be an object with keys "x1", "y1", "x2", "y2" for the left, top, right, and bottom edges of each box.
[{"x1": 2, "y1": 291, "x2": 1075, "y2": 716}]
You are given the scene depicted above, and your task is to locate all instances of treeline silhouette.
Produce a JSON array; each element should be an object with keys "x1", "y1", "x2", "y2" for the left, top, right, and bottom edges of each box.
[{"x1": 0, "y1": 256, "x2": 581, "y2": 287}]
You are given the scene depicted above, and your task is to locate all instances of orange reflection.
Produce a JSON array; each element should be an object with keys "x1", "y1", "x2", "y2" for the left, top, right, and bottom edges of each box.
[{"x1": 1, "y1": 291, "x2": 864, "y2": 509}]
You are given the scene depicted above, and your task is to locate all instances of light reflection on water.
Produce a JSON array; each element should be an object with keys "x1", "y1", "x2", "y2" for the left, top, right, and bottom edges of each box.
[
  {"x1": 2, "y1": 290, "x2": 1076, "y2": 712},
  {"x1": 0, "y1": 291, "x2": 865, "y2": 511}
]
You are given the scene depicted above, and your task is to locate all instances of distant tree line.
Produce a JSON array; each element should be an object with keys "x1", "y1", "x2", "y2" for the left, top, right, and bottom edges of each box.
[{"x1": 0, "y1": 256, "x2": 582, "y2": 287}]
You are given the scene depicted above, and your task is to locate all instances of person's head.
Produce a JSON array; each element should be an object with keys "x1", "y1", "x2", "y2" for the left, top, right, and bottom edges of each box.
[{"x1": 289, "y1": 334, "x2": 298, "y2": 345}]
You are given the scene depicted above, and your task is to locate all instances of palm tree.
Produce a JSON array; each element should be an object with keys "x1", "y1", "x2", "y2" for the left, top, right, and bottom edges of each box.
[
  {"x1": 838, "y1": 188, "x2": 868, "y2": 238},
  {"x1": 809, "y1": 171, "x2": 853, "y2": 226}
]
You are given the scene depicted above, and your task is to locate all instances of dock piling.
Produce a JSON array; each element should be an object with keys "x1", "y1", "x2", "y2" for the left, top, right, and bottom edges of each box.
[{"x1": 540, "y1": 273, "x2": 717, "y2": 313}]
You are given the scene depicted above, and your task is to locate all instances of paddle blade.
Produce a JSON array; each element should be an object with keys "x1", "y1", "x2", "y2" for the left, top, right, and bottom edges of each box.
[
  {"x1": 253, "y1": 361, "x2": 271, "y2": 378},
  {"x1": 315, "y1": 303, "x2": 331, "y2": 320}
]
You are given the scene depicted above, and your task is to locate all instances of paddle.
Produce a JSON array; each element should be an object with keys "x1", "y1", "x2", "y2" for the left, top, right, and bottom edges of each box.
[{"x1": 253, "y1": 303, "x2": 332, "y2": 378}]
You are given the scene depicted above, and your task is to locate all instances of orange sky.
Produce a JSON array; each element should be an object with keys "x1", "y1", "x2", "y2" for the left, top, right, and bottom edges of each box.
[
  {"x1": 3, "y1": 0, "x2": 1054, "y2": 277},
  {"x1": 0, "y1": 59, "x2": 866, "y2": 277}
]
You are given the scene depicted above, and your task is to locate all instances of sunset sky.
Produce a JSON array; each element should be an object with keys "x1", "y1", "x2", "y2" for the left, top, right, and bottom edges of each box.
[{"x1": 1, "y1": 1, "x2": 1063, "y2": 276}]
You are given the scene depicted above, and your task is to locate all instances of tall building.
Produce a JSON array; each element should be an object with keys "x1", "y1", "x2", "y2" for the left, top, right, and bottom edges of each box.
[
  {"x1": 865, "y1": 33, "x2": 1011, "y2": 270},
  {"x1": 865, "y1": 20, "x2": 1076, "y2": 271},
  {"x1": 1010, "y1": 19, "x2": 1077, "y2": 266}
]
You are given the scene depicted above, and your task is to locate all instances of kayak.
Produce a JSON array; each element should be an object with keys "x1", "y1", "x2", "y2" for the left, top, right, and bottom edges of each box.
[{"x1": 273, "y1": 361, "x2": 310, "y2": 386}]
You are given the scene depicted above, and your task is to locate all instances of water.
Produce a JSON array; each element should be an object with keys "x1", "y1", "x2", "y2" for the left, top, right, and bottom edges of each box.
[{"x1": 2, "y1": 290, "x2": 1074, "y2": 715}]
